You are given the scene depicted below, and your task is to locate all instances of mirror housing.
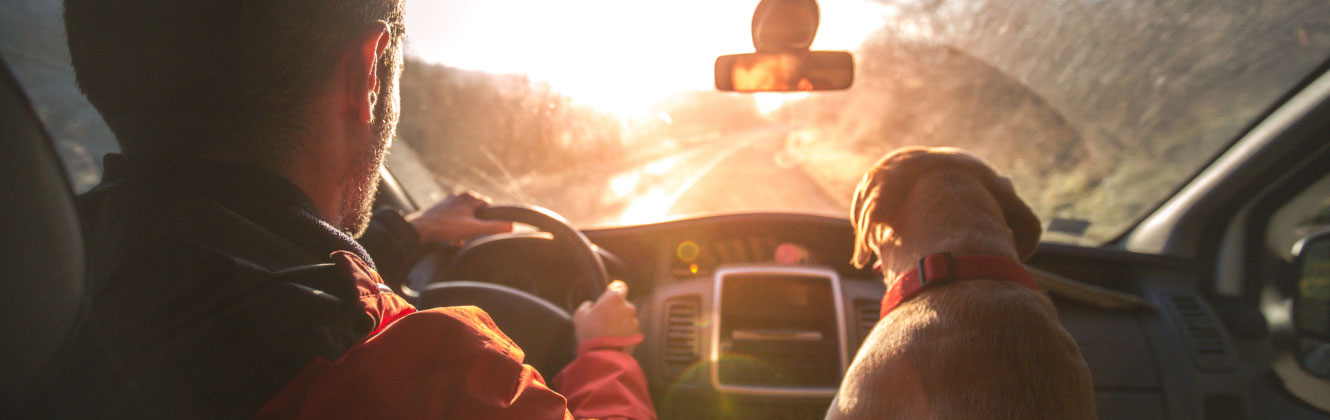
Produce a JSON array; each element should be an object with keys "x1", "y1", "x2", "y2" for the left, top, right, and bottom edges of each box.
[
  {"x1": 1292, "y1": 230, "x2": 1330, "y2": 378},
  {"x1": 715, "y1": 51, "x2": 854, "y2": 92},
  {"x1": 715, "y1": 0, "x2": 855, "y2": 93},
  {"x1": 751, "y1": 0, "x2": 820, "y2": 52}
]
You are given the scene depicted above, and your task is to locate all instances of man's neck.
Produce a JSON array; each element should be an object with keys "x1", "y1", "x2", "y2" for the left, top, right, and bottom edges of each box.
[
  {"x1": 283, "y1": 126, "x2": 354, "y2": 229},
  {"x1": 286, "y1": 166, "x2": 345, "y2": 227},
  {"x1": 193, "y1": 148, "x2": 346, "y2": 227}
]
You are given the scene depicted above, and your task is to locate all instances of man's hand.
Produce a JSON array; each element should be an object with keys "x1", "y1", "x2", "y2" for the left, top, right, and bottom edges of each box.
[
  {"x1": 573, "y1": 281, "x2": 642, "y2": 353},
  {"x1": 404, "y1": 191, "x2": 513, "y2": 245}
]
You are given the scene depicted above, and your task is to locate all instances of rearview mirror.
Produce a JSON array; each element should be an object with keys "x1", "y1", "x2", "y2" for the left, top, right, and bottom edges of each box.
[
  {"x1": 1292, "y1": 231, "x2": 1330, "y2": 378},
  {"x1": 714, "y1": 51, "x2": 854, "y2": 92}
]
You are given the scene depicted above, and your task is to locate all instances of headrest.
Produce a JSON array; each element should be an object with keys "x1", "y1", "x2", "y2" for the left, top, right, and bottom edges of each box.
[{"x1": 0, "y1": 61, "x2": 87, "y2": 405}]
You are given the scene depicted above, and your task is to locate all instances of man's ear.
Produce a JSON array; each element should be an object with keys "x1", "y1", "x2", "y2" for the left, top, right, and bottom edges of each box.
[
  {"x1": 349, "y1": 23, "x2": 392, "y2": 125},
  {"x1": 987, "y1": 176, "x2": 1042, "y2": 261}
]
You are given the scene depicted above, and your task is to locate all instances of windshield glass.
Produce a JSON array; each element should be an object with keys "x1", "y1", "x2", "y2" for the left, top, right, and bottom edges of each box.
[{"x1": 393, "y1": 0, "x2": 1330, "y2": 245}]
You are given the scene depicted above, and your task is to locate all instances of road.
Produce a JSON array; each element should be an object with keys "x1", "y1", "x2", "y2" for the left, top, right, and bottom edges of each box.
[{"x1": 516, "y1": 125, "x2": 845, "y2": 227}]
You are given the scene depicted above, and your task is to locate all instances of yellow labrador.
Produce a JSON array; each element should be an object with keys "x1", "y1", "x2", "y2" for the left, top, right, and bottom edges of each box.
[{"x1": 827, "y1": 147, "x2": 1096, "y2": 420}]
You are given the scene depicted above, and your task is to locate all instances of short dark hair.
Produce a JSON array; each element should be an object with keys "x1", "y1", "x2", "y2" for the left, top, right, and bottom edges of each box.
[{"x1": 64, "y1": 0, "x2": 406, "y2": 169}]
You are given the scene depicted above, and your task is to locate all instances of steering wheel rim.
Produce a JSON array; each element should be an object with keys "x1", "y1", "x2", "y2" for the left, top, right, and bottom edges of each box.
[
  {"x1": 472, "y1": 205, "x2": 611, "y2": 296},
  {"x1": 412, "y1": 205, "x2": 607, "y2": 377}
]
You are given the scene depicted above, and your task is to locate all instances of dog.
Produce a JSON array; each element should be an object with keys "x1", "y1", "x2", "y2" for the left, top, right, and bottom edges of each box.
[{"x1": 826, "y1": 147, "x2": 1097, "y2": 420}]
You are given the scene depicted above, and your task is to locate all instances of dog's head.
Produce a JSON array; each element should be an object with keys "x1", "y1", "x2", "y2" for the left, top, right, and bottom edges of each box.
[{"x1": 850, "y1": 147, "x2": 1042, "y2": 269}]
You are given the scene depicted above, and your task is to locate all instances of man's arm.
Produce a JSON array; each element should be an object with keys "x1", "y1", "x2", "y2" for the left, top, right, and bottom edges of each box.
[
  {"x1": 259, "y1": 308, "x2": 656, "y2": 420},
  {"x1": 258, "y1": 253, "x2": 655, "y2": 420},
  {"x1": 554, "y1": 347, "x2": 655, "y2": 420},
  {"x1": 358, "y1": 192, "x2": 512, "y2": 289},
  {"x1": 553, "y1": 281, "x2": 655, "y2": 419}
]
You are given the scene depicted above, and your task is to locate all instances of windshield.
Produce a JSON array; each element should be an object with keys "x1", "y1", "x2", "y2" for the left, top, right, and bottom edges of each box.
[{"x1": 392, "y1": 0, "x2": 1330, "y2": 245}]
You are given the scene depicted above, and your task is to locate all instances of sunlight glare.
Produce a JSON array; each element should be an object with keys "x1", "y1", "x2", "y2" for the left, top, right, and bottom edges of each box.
[
  {"x1": 644, "y1": 156, "x2": 681, "y2": 175},
  {"x1": 618, "y1": 188, "x2": 673, "y2": 225},
  {"x1": 754, "y1": 92, "x2": 810, "y2": 114},
  {"x1": 610, "y1": 172, "x2": 641, "y2": 197},
  {"x1": 406, "y1": 0, "x2": 891, "y2": 118}
]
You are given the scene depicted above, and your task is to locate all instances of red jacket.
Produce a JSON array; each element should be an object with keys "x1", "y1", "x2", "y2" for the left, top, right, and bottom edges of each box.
[{"x1": 257, "y1": 251, "x2": 657, "y2": 420}]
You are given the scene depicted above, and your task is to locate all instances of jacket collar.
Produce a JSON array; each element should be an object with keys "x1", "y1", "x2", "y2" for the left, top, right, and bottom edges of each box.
[
  {"x1": 96, "y1": 153, "x2": 375, "y2": 268},
  {"x1": 100, "y1": 153, "x2": 322, "y2": 217}
]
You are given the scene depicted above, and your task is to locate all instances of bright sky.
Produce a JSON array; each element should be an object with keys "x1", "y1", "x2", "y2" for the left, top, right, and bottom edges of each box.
[{"x1": 404, "y1": 0, "x2": 892, "y2": 117}]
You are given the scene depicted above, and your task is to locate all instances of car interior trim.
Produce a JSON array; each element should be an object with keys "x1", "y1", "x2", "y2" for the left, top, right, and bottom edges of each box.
[{"x1": 709, "y1": 265, "x2": 848, "y2": 398}]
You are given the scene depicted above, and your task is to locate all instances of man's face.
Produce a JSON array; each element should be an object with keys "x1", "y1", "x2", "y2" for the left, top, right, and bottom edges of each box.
[{"x1": 339, "y1": 54, "x2": 402, "y2": 237}]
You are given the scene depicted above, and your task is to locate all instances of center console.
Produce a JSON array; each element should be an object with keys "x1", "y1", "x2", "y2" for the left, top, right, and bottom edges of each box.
[{"x1": 711, "y1": 266, "x2": 848, "y2": 397}]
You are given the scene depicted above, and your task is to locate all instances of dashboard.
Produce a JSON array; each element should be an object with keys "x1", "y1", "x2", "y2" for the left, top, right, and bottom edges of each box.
[
  {"x1": 582, "y1": 214, "x2": 881, "y2": 420},
  {"x1": 417, "y1": 212, "x2": 1286, "y2": 420}
]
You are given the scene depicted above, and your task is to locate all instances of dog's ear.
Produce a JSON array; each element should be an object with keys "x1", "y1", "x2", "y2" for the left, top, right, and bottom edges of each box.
[
  {"x1": 851, "y1": 148, "x2": 933, "y2": 269},
  {"x1": 850, "y1": 171, "x2": 880, "y2": 269},
  {"x1": 987, "y1": 176, "x2": 1042, "y2": 261},
  {"x1": 850, "y1": 164, "x2": 909, "y2": 269}
]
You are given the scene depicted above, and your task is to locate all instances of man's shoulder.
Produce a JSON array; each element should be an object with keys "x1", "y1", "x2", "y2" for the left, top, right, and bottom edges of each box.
[
  {"x1": 81, "y1": 176, "x2": 321, "y2": 278},
  {"x1": 66, "y1": 177, "x2": 376, "y2": 416},
  {"x1": 79, "y1": 175, "x2": 364, "y2": 332}
]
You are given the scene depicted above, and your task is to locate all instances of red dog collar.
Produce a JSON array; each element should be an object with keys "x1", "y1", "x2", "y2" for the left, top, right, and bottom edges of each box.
[{"x1": 880, "y1": 253, "x2": 1037, "y2": 318}]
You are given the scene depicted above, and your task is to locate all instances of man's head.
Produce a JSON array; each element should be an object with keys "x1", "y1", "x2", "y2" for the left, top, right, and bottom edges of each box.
[{"x1": 64, "y1": 0, "x2": 406, "y2": 235}]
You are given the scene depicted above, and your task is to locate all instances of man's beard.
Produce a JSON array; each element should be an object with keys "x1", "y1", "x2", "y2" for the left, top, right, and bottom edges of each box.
[{"x1": 338, "y1": 84, "x2": 399, "y2": 238}]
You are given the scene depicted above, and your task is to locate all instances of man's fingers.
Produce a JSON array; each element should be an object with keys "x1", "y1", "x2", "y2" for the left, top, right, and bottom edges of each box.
[
  {"x1": 453, "y1": 190, "x2": 493, "y2": 208},
  {"x1": 459, "y1": 220, "x2": 512, "y2": 238},
  {"x1": 481, "y1": 220, "x2": 514, "y2": 234},
  {"x1": 607, "y1": 280, "x2": 628, "y2": 295},
  {"x1": 574, "y1": 280, "x2": 644, "y2": 346},
  {"x1": 597, "y1": 280, "x2": 629, "y2": 305},
  {"x1": 596, "y1": 289, "x2": 625, "y2": 306},
  {"x1": 454, "y1": 190, "x2": 480, "y2": 201},
  {"x1": 575, "y1": 300, "x2": 592, "y2": 315},
  {"x1": 463, "y1": 197, "x2": 487, "y2": 211}
]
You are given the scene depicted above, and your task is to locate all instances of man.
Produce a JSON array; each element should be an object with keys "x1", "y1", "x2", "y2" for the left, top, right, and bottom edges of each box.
[{"x1": 36, "y1": 0, "x2": 655, "y2": 418}]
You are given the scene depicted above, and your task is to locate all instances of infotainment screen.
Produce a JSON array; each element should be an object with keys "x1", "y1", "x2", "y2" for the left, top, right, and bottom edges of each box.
[{"x1": 716, "y1": 271, "x2": 843, "y2": 390}]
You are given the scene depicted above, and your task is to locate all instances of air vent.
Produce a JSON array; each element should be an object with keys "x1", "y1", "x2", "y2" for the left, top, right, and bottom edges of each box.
[
  {"x1": 663, "y1": 296, "x2": 702, "y2": 381},
  {"x1": 856, "y1": 300, "x2": 880, "y2": 347},
  {"x1": 1168, "y1": 294, "x2": 1234, "y2": 371}
]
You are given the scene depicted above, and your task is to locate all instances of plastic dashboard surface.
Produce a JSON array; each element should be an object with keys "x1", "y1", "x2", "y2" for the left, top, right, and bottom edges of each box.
[
  {"x1": 576, "y1": 213, "x2": 1279, "y2": 419},
  {"x1": 710, "y1": 266, "x2": 849, "y2": 397}
]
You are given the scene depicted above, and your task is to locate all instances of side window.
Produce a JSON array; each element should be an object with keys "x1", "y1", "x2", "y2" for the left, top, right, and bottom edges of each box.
[
  {"x1": 1265, "y1": 171, "x2": 1330, "y2": 388},
  {"x1": 0, "y1": 0, "x2": 118, "y2": 192},
  {"x1": 1268, "y1": 176, "x2": 1330, "y2": 263}
]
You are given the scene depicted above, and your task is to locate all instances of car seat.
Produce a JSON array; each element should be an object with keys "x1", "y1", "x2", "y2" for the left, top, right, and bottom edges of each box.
[{"x1": 0, "y1": 58, "x2": 88, "y2": 410}]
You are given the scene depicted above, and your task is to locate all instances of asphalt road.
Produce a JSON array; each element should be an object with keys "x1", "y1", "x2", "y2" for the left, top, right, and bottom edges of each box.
[{"x1": 554, "y1": 125, "x2": 845, "y2": 226}]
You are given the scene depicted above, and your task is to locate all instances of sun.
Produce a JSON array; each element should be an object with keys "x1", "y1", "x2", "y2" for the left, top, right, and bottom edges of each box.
[{"x1": 405, "y1": 0, "x2": 891, "y2": 118}]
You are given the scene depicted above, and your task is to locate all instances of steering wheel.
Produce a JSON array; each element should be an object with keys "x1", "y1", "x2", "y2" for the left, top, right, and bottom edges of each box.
[{"x1": 412, "y1": 205, "x2": 610, "y2": 377}]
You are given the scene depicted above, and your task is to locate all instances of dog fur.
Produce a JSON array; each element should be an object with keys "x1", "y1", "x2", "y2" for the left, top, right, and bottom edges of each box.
[{"x1": 826, "y1": 147, "x2": 1097, "y2": 420}]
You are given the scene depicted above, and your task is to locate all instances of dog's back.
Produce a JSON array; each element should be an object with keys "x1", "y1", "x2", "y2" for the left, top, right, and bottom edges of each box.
[{"x1": 829, "y1": 280, "x2": 1096, "y2": 420}]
